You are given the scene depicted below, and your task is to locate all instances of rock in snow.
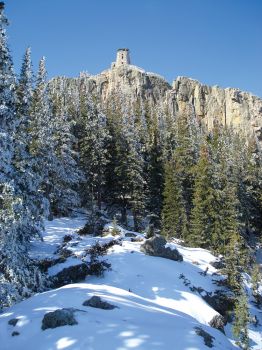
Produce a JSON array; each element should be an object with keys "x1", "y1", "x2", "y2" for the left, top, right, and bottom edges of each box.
[
  {"x1": 41, "y1": 308, "x2": 78, "y2": 330},
  {"x1": 51, "y1": 263, "x2": 89, "y2": 288},
  {"x1": 209, "y1": 314, "x2": 225, "y2": 333},
  {"x1": 140, "y1": 236, "x2": 183, "y2": 261},
  {"x1": 83, "y1": 295, "x2": 117, "y2": 310}
]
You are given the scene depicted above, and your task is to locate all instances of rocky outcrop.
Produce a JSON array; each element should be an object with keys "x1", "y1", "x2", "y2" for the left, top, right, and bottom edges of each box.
[
  {"x1": 140, "y1": 236, "x2": 183, "y2": 261},
  {"x1": 90, "y1": 65, "x2": 171, "y2": 105},
  {"x1": 49, "y1": 51, "x2": 262, "y2": 145},
  {"x1": 168, "y1": 76, "x2": 262, "y2": 141},
  {"x1": 90, "y1": 65, "x2": 262, "y2": 142},
  {"x1": 203, "y1": 292, "x2": 235, "y2": 321}
]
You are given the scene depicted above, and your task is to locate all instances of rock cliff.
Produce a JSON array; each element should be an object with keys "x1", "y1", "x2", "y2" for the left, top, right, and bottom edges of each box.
[
  {"x1": 88, "y1": 53, "x2": 262, "y2": 141},
  {"x1": 169, "y1": 76, "x2": 262, "y2": 140},
  {"x1": 51, "y1": 50, "x2": 262, "y2": 142}
]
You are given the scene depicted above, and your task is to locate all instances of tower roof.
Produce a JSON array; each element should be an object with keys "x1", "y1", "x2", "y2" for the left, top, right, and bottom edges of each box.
[{"x1": 117, "y1": 48, "x2": 129, "y2": 52}]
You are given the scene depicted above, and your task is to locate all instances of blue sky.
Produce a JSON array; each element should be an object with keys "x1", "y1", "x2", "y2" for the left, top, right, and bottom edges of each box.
[{"x1": 4, "y1": 0, "x2": 262, "y2": 97}]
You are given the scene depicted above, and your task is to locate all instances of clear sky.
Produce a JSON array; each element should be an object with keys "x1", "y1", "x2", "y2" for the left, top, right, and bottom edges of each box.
[{"x1": 4, "y1": 0, "x2": 262, "y2": 97}]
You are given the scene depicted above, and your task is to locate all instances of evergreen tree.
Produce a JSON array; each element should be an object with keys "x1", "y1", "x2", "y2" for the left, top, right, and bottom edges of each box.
[
  {"x1": 16, "y1": 47, "x2": 33, "y2": 116},
  {"x1": 223, "y1": 238, "x2": 244, "y2": 293},
  {"x1": 161, "y1": 158, "x2": 188, "y2": 239},
  {"x1": 233, "y1": 289, "x2": 250, "y2": 350},
  {"x1": 0, "y1": 3, "x2": 44, "y2": 308},
  {"x1": 207, "y1": 127, "x2": 242, "y2": 255},
  {"x1": 30, "y1": 58, "x2": 80, "y2": 217},
  {"x1": 239, "y1": 137, "x2": 262, "y2": 235},
  {"x1": 77, "y1": 94, "x2": 109, "y2": 210},
  {"x1": 189, "y1": 143, "x2": 213, "y2": 247},
  {"x1": 124, "y1": 115, "x2": 145, "y2": 231},
  {"x1": 146, "y1": 112, "x2": 164, "y2": 226},
  {"x1": 14, "y1": 47, "x2": 45, "y2": 237},
  {"x1": 105, "y1": 95, "x2": 145, "y2": 229}
]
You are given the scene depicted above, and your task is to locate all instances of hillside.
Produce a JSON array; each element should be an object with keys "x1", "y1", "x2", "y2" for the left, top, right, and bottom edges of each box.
[{"x1": 0, "y1": 215, "x2": 261, "y2": 350}]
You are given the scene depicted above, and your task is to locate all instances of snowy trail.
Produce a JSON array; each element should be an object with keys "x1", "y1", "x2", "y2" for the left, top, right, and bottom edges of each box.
[{"x1": 0, "y1": 216, "x2": 261, "y2": 350}]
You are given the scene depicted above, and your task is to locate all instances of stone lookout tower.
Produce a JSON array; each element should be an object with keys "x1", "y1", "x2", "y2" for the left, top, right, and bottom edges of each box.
[{"x1": 111, "y1": 48, "x2": 131, "y2": 68}]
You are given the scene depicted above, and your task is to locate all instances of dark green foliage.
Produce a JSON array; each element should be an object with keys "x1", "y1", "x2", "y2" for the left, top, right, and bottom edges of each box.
[
  {"x1": 189, "y1": 143, "x2": 213, "y2": 247},
  {"x1": 145, "y1": 114, "x2": 164, "y2": 224},
  {"x1": 161, "y1": 159, "x2": 188, "y2": 239},
  {"x1": 232, "y1": 289, "x2": 250, "y2": 349}
]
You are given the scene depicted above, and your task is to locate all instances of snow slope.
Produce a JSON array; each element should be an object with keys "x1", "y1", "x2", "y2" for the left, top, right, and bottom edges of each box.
[{"x1": 0, "y1": 216, "x2": 261, "y2": 350}]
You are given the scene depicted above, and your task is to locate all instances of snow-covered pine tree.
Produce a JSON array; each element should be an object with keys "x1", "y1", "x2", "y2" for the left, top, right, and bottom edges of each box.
[
  {"x1": 207, "y1": 126, "x2": 242, "y2": 254},
  {"x1": 14, "y1": 47, "x2": 45, "y2": 238},
  {"x1": 29, "y1": 57, "x2": 54, "y2": 216},
  {"x1": 77, "y1": 91, "x2": 109, "y2": 211},
  {"x1": 161, "y1": 108, "x2": 199, "y2": 240},
  {"x1": 0, "y1": 3, "x2": 43, "y2": 308},
  {"x1": 16, "y1": 47, "x2": 33, "y2": 117},
  {"x1": 123, "y1": 113, "x2": 145, "y2": 231},
  {"x1": 30, "y1": 57, "x2": 80, "y2": 217}
]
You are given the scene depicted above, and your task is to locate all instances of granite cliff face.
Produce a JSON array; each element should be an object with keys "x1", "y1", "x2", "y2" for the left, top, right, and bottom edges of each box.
[
  {"x1": 88, "y1": 50, "x2": 261, "y2": 141},
  {"x1": 169, "y1": 76, "x2": 262, "y2": 140},
  {"x1": 88, "y1": 64, "x2": 171, "y2": 105}
]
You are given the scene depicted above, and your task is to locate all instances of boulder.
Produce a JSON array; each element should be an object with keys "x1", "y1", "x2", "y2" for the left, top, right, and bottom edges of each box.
[
  {"x1": 83, "y1": 296, "x2": 117, "y2": 310},
  {"x1": 210, "y1": 259, "x2": 225, "y2": 270},
  {"x1": 11, "y1": 331, "x2": 20, "y2": 337},
  {"x1": 131, "y1": 236, "x2": 144, "y2": 243},
  {"x1": 51, "y1": 263, "x2": 89, "y2": 288},
  {"x1": 209, "y1": 314, "x2": 225, "y2": 333},
  {"x1": 8, "y1": 318, "x2": 19, "y2": 327},
  {"x1": 203, "y1": 292, "x2": 235, "y2": 320},
  {"x1": 125, "y1": 232, "x2": 137, "y2": 238},
  {"x1": 42, "y1": 308, "x2": 78, "y2": 330},
  {"x1": 140, "y1": 236, "x2": 183, "y2": 262},
  {"x1": 63, "y1": 235, "x2": 73, "y2": 243}
]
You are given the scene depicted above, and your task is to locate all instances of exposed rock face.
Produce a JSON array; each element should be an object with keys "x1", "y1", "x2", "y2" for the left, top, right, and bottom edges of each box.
[
  {"x1": 89, "y1": 64, "x2": 171, "y2": 105},
  {"x1": 169, "y1": 76, "x2": 262, "y2": 141},
  {"x1": 50, "y1": 50, "x2": 262, "y2": 144},
  {"x1": 87, "y1": 53, "x2": 262, "y2": 142},
  {"x1": 41, "y1": 308, "x2": 78, "y2": 330},
  {"x1": 140, "y1": 236, "x2": 183, "y2": 261}
]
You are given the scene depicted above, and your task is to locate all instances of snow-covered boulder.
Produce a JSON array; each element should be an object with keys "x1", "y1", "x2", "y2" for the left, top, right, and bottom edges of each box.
[
  {"x1": 209, "y1": 314, "x2": 225, "y2": 333},
  {"x1": 83, "y1": 296, "x2": 117, "y2": 310},
  {"x1": 41, "y1": 308, "x2": 78, "y2": 330},
  {"x1": 140, "y1": 236, "x2": 183, "y2": 261}
]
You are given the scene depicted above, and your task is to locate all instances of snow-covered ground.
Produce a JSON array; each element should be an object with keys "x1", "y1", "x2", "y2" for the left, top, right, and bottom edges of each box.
[{"x1": 0, "y1": 216, "x2": 261, "y2": 350}]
